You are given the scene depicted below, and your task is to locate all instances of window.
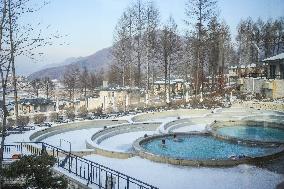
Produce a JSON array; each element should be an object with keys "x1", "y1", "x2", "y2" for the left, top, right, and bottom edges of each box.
[
  {"x1": 280, "y1": 64, "x2": 284, "y2": 79},
  {"x1": 270, "y1": 65, "x2": 276, "y2": 79}
]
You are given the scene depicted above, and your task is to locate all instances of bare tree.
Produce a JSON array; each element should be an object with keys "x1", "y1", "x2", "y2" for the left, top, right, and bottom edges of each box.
[
  {"x1": 42, "y1": 77, "x2": 55, "y2": 99},
  {"x1": 62, "y1": 66, "x2": 79, "y2": 100},
  {"x1": 180, "y1": 33, "x2": 195, "y2": 84},
  {"x1": 96, "y1": 68, "x2": 104, "y2": 87},
  {"x1": 0, "y1": 0, "x2": 61, "y2": 186},
  {"x1": 206, "y1": 17, "x2": 231, "y2": 91},
  {"x1": 236, "y1": 17, "x2": 284, "y2": 67},
  {"x1": 236, "y1": 18, "x2": 256, "y2": 66},
  {"x1": 0, "y1": 0, "x2": 9, "y2": 186},
  {"x1": 88, "y1": 72, "x2": 97, "y2": 93},
  {"x1": 107, "y1": 63, "x2": 121, "y2": 86},
  {"x1": 159, "y1": 16, "x2": 182, "y2": 102},
  {"x1": 185, "y1": 0, "x2": 217, "y2": 96},
  {"x1": 7, "y1": 0, "x2": 58, "y2": 126},
  {"x1": 143, "y1": 1, "x2": 159, "y2": 92},
  {"x1": 132, "y1": 0, "x2": 146, "y2": 87},
  {"x1": 78, "y1": 66, "x2": 89, "y2": 98},
  {"x1": 112, "y1": 11, "x2": 132, "y2": 87},
  {"x1": 30, "y1": 78, "x2": 43, "y2": 97}
]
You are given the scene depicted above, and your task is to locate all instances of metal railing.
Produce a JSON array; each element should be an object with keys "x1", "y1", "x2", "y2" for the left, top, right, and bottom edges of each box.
[{"x1": 2, "y1": 142, "x2": 158, "y2": 189}]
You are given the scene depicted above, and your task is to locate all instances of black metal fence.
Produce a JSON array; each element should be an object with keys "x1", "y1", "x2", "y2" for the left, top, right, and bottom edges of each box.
[{"x1": 2, "y1": 142, "x2": 158, "y2": 189}]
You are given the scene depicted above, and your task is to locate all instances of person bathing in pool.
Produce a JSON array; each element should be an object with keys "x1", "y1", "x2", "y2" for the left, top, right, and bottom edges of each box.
[
  {"x1": 173, "y1": 134, "x2": 184, "y2": 142},
  {"x1": 160, "y1": 139, "x2": 167, "y2": 148}
]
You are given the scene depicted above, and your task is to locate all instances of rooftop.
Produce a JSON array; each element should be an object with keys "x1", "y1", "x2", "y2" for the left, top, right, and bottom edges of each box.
[
  {"x1": 263, "y1": 53, "x2": 284, "y2": 62},
  {"x1": 19, "y1": 98, "x2": 54, "y2": 106},
  {"x1": 154, "y1": 79, "x2": 185, "y2": 85}
]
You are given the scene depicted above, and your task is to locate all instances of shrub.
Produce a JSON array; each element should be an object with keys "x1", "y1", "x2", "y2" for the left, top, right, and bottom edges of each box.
[
  {"x1": 91, "y1": 107, "x2": 103, "y2": 115},
  {"x1": 18, "y1": 116, "x2": 30, "y2": 127},
  {"x1": 7, "y1": 118, "x2": 15, "y2": 127},
  {"x1": 65, "y1": 107, "x2": 75, "y2": 120},
  {"x1": 34, "y1": 114, "x2": 47, "y2": 124},
  {"x1": 77, "y1": 106, "x2": 88, "y2": 118},
  {"x1": 3, "y1": 154, "x2": 68, "y2": 189},
  {"x1": 49, "y1": 112, "x2": 59, "y2": 122}
]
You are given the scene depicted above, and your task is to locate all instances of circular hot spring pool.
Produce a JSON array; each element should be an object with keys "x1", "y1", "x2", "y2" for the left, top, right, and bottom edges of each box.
[
  {"x1": 211, "y1": 121, "x2": 284, "y2": 144},
  {"x1": 215, "y1": 126, "x2": 284, "y2": 143},
  {"x1": 133, "y1": 133, "x2": 284, "y2": 166}
]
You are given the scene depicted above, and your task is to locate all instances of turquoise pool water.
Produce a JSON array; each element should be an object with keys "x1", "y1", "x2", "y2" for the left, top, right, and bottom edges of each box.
[
  {"x1": 216, "y1": 126, "x2": 284, "y2": 143},
  {"x1": 142, "y1": 135, "x2": 274, "y2": 160}
]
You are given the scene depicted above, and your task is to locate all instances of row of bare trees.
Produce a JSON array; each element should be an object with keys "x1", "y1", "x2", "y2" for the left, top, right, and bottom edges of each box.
[
  {"x1": 30, "y1": 77, "x2": 55, "y2": 99},
  {"x1": 111, "y1": 0, "x2": 160, "y2": 89},
  {"x1": 237, "y1": 17, "x2": 284, "y2": 66},
  {"x1": 110, "y1": 0, "x2": 284, "y2": 96},
  {"x1": 110, "y1": 0, "x2": 234, "y2": 97},
  {"x1": 62, "y1": 66, "x2": 104, "y2": 100}
]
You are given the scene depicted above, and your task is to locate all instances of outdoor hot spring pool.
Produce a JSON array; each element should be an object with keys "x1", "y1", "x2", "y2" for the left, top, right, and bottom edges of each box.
[
  {"x1": 141, "y1": 135, "x2": 278, "y2": 160},
  {"x1": 215, "y1": 126, "x2": 284, "y2": 143}
]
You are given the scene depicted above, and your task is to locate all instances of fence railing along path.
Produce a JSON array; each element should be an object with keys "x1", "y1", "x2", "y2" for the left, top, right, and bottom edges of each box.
[{"x1": 2, "y1": 142, "x2": 158, "y2": 189}]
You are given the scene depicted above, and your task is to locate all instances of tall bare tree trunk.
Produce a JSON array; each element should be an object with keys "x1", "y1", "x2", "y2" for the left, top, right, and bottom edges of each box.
[
  {"x1": 7, "y1": 0, "x2": 18, "y2": 126},
  {"x1": 122, "y1": 66, "x2": 125, "y2": 87},
  {"x1": 0, "y1": 1, "x2": 7, "y2": 188},
  {"x1": 146, "y1": 51, "x2": 150, "y2": 92},
  {"x1": 0, "y1": 70, "x2": 9, "y2": 188}
]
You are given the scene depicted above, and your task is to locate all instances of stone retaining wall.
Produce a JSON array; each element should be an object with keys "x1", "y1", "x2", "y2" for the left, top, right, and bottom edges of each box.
[
  {"x1": 30, "y1": 120, "x2": 127, "y2": 142},
  {"x1": 235, "y1": 101, "x2": 284, "y2": 112},
  {"x1": 132, "y1": 109, "x2": 210, "y2": 122}
]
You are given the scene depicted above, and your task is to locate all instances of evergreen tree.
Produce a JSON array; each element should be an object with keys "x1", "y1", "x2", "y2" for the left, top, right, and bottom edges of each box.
[{"x1": 3, "y1": 154, "x2": 68, "y2": 189}]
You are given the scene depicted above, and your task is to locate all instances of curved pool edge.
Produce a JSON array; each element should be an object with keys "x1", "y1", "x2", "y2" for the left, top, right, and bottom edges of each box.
[
  {"x1": 209, "y1": 120, "x2": 284, "y2": 145},
  {"x1": 86, "y1": 122, "x2": 161, "y2": 159},
  {"x1": 133, "y1": 133, "x2": 284, "y2": 167}
]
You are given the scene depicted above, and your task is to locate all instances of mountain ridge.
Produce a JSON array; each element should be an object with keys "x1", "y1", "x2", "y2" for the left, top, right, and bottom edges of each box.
[{"x1": 28, "y1": 47, "x2": 113, "y2": 80}]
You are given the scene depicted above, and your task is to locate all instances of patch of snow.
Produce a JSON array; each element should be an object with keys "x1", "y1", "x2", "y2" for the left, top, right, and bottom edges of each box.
[
  {"x1": 42, "y1": 128, "x2": 102, "y2": 151},
  {"x1": 1, "y1": 126, "x2": 48, "y2": 143},
  {"x1": 173, "y1": 124, "x2": 207, "y2": 132},
  {"x1": 151, "y1": 116, "x2": 178, "y2": 123},
  {"x1": 99, "y1": 131, "x2": 155, "y2": 152},
  {"x1": 84, "y1": 155, "x2": 284, "y2": 189}
]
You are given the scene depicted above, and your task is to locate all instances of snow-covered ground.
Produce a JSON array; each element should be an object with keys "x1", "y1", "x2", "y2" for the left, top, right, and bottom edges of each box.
[
  {"x1": 42, "y1": 128, "x2": 102, "y2": 151},
  {"x1": 85, "y1": 154, "x2": 283, "y2": 189},
  {"x1": 1, "y1": 126, "x2": 48, "y2": 143},
  {"x1": 99, "y1": 131, "x2": 155, "y2": 152},
  {"x1": 2, "y1": 107, "x2": 284, "y2": 189},
  {"x1": 172, "y1": 124, "x2": 207, "y2": 132}
]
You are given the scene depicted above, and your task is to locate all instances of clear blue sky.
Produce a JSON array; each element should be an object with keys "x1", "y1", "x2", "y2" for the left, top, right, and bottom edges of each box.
[{"x1": 18, "y1": 0, "x2": 284, "y2": 75}]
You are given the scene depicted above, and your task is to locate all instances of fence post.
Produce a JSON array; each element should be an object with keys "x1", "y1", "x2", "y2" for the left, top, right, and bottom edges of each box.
[
  {"x1": 126, "y1": 176, "x2": 129, "y2": 189},
  {"x1": 87, "y1": 163, "x2": 90, "y2": 185},
  {"x1": 68, "y1": 156, "x2": 71, "y2": 173},
  {"x1": 56, "y1": 148, "x2": 59, "y2": 167},
  {"x1": 99, "y1": 165, "x2": 101, "y2": 189},
  {"x1": 20, "y1": 142, "x2": 23, "y2": 155},
  {"x1": 75, "y1": 156, "x2": 78, "y2": 176},
  {"x1": 117, "y1": 173, "x2": 120, "y2": 189}
]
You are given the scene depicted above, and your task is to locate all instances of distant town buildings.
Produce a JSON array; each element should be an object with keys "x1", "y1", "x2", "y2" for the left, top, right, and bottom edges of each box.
[
  {"x1": 152, "y1": 79, "x2": 186, "y2": 96},
  {"x1": 237, "y1": 53, "x2": 284, "y2": 99},
  {"x1": 18, "y1": 98, "x2": 55, "y2": 114}
]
